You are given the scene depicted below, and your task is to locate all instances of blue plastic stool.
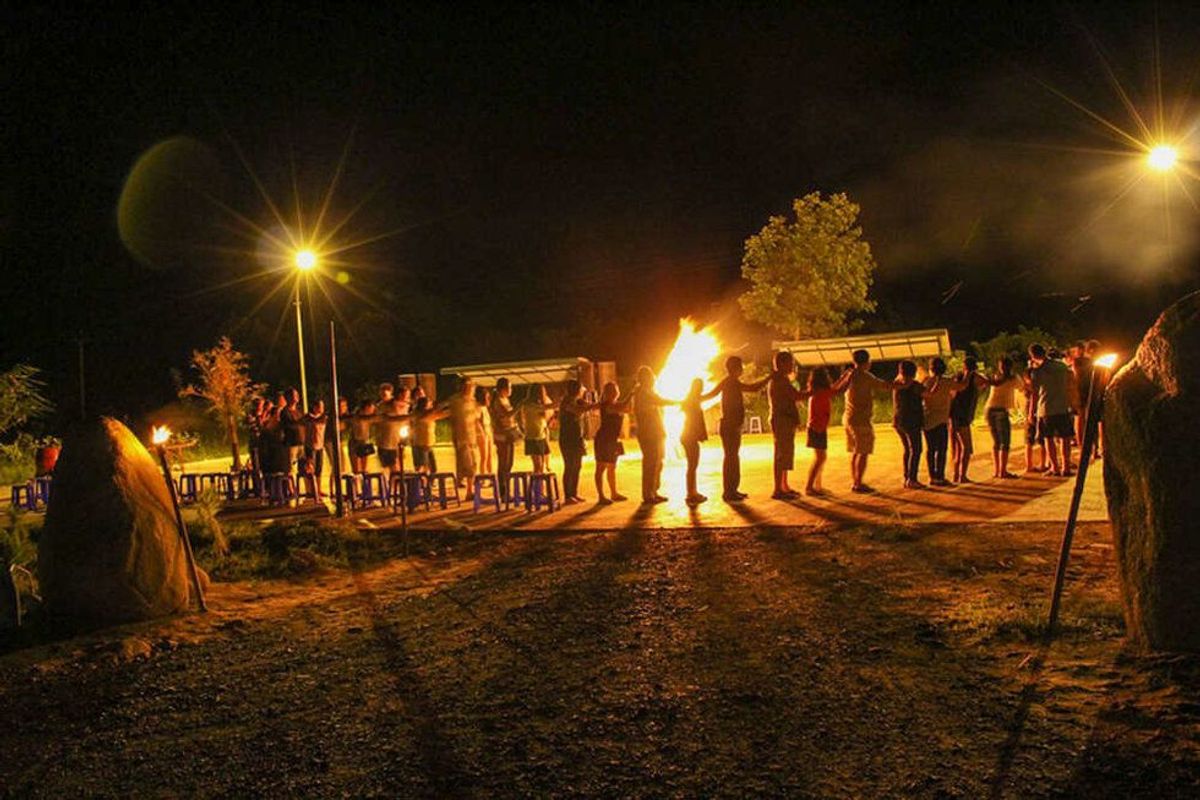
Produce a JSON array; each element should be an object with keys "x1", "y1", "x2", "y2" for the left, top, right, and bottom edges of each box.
[
  {"x1": 339, "y1": 474, "x2": 360, "y2": 509},
  {"x1": 506, "y1": 471, "x2": 531, "y2": 511},
  {"x1": 390, "y1": 473, "x2": 429, "y2": 513},
  {"x1": 237, "y1": 469, "x2": 262, "y2": 499},
  {"x1": 178, "y1": 473, "x2": 200, "y2": 504},
  {"x1": 200, "y1": 472, "x2": 234, "y2": 501},
  {"x1": 528, "y1": 473, "x2": 560, "y2": 512},
  {"x1": 428, "y1": 472, "x2": 462, "y2": 509},
  {"x1": 266, "y1": 473, "x2": 295, "y2": 506},
  {"x1": 34, "y1": 476, "x2": 53, "y2": 508},
  {"x1": 10, "y1": 483, "x2": 34, "y2": 512},
  {"x1": 358, "y1": 472, "x2": 388, "y2": 508},
  {"x1": 473, "y1": 474, "x2": 502, "y2": 513}
]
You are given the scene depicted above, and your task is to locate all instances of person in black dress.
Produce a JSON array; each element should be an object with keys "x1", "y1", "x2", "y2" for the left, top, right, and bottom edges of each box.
[
  {"x1": 893, "y1": 360, "x2": 927, "y2": 489},
  {"x1": 593, "y1": 382, "x2": 631, "y2": 504}
]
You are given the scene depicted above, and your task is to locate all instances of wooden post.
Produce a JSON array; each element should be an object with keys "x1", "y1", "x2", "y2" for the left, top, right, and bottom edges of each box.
[{"x1": 156, "y1": 445, "x2": 207, "y2": 613}]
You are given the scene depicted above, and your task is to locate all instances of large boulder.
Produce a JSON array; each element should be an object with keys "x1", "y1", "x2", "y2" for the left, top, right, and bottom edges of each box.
[
  {"x1": 38, "y1": 417, "x2": 192, "y2": 625},
  {"x1": 1104, "y1": 291, "x2": 1200, "y2": 652}
]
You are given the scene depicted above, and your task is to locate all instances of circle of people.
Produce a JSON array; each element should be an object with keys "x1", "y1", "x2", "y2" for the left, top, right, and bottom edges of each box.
[{"x1": 244, "y1": 338, "x2": 1097, "y2": 509}]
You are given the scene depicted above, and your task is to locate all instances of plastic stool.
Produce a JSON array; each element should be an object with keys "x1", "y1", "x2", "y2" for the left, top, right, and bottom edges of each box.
[
  {"x1": 237, "y1": 469, "x2": 262, "y2": 499},
  {"x1": 10, "y1": 483, "x2": 34, "y2": 512},
  {"x1": 358, "y1": 472, "x2": 388, "y2": 508},
  {"x1": 390, "y1": 473, "x2": 429, "y2": 512},
  {"x1": 340, "y1": 474, "x2": 360, "y2": 509},
  {"x1": 506, "y1": 471, "x2": 531, "y2": 511},
  {"x1": 178, "y1": 473, "x2": 200, "y2": 503},
  {"x1": 266, "y1": 473, "x2": 295, "y2": 506},
  {"x1": 428, "y1": 472, "x2": 462, "y2": 509},
  {"x1": 748, "y1": 416, "x2": 763, "y2": 434},
  {"x1": 34, "y1": 476, "x2": 53, "y2": 507},
  {"x1": 528, "y1": 473, "x2": 560, "y2": 512},
  {"x1": 296, "y1": 474, "x2": 320, "y2": 503},
  {"x1": 472, "y1": 474, "x2": 502, "y2": 513}
]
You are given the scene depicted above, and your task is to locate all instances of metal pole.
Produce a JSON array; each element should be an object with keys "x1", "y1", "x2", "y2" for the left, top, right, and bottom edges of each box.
[
  {"x1": 156, "y1": 445, "x2": 207, "y2": 613},
  {"x1": 1047, "y1": 364, "x2": 1104, "y2": 632},
  {"x1": 329, "y1": 321, "x2": 345, "y2": 519},
  {"x1": 399, "y1": 441, "x2": 410, "y2": 556},
  {"x1": 295, "y1": 278, "x2": 309, "y2": 411}
]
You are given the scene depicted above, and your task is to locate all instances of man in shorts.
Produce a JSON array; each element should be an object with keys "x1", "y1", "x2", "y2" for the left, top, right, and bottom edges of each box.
[
  {"x1": 1027, "y1": 344, "x2": 1074, "y2": 477},
  {"x1": 842, "y1": 349, "x2": 895, "y2": 493},
  {"x1": 444, "y1": 376, "x2": 480, "y2": 500},
  {"x1": 374, "y1": 383, "x2": 412, "y2": 485}
]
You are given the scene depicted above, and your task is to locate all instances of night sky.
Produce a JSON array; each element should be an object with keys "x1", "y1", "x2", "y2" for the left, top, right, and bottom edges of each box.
[{"x1": 5, "y1": 2, "x2": 1200, "y2": 422}]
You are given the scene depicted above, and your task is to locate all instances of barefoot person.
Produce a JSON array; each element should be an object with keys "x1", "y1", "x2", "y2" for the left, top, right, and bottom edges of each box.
[
  {"x1": 474, "y1": 385, "x2": 495, "y2": 476},
  {"x1": 521, "y1": 384, "x2": 556, "y2": 474},
  {"x1": 804, "y1": 367, "x2": 846, "y2": 496},
  {"x1": 374, "y1": 383, "x2": 412, "y2": 485},
  {"x1": 445, "y1": 376, "x2": 481, "y2": 500},
  {"x1": 1027, "y1": 344, "x2": 1074, "y2": 477},
  {"x1": 593, "y1": 381, "x2": 631, "y2": 504},
  {"x1": 348, "y1": 399, "x2": 377, "y2": 474},
  {"x1": 921, "y1": 358, "x2": 953, "y2": 486},
  {"x1": 633, "y1": 365, "x2": 674, "y2": 504},
  {"x1": 843, "y1": 349, "x2": 895, "y2": 494},
  {"x1": 949, "y1": 357, "x2": 990, "y2": 483},
  {"x1": 893, "y1": 360, "x2": 927, "y2": 489},
  {"x1": 559, "y1": 380, "x2": 597, "y2": 504},
  {"x1": 712, "y1": 356, "x2": 769, "y2": 502},
  {"x1": 490, "y1": 378, "x2": 522, "y2": 501},
  {"x1": 985, "y1": 357, "x2": 1022, "y2": 479},
  {"x1": 303, "y1": 399, "x2": 328, "y2": 503},
  {"x1": 680, "y1": 378, "x2": 712, "y2": 506},
  {"x1": 768, "y1": 351, "x2": 804, "y2": 499},
  {"x1": 412, "y1": 396, "x2": 448, "y2": 474}
]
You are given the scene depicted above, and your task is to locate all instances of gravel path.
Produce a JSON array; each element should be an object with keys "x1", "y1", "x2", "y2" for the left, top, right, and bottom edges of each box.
[{"x1": 2, "y1": 523, "x2": 1197, "y2": 798}]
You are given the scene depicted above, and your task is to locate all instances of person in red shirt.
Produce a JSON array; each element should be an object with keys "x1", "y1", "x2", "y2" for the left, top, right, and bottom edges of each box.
[{"x1": 803, "y1": 367, "x2": 849, "y2": 496}]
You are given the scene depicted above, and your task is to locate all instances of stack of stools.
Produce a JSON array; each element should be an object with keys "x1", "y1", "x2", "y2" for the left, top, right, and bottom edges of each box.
[
  {"x1": 199, "y1": 472, "x2": 235, "y2": 501},
  {"x1": 505, "y1": 471, "x2": 531, "y2": 511},
  {"x1": 34, "y1": 476, "x2": 53, "y2": 508},
  {"x1": 340, "y1": 474, "x2": 360, "y2": 508},
  {"x1": 390, "y1": 473, "x2": 430, "y2": 513},
  {"x1": 472, "y1": 474, "x2": 502, "y2": 513},
  {"x1": 237, "y1": 469, "x2": 262, "y2": 500},
  {"x1": 296, "y1": 474, "x2": 320, "y2": 504},
  {"x1": 528, "y1": 473, "x2": 560, "y2": 512},
  {"x1": 427, "y1": 472, "x2": 462, "y2": 509},
  {"x1": 266, "y1": 473, "x2": 296, "y2": 506}
]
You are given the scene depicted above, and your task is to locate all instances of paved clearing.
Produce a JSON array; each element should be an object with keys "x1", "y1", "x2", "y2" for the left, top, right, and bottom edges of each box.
[{"x1": 2, "y1": 521, "x2": 1198, "y2": 798}]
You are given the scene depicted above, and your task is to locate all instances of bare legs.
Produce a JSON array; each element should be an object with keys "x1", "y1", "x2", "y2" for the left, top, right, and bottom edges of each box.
[{"x1": 805, "y1": 449, "x2": 827, "y2": 494}]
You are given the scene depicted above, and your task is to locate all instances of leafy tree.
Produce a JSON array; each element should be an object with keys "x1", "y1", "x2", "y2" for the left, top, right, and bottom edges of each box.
[
  {"x1": 0, "y1": 364, "x2": 52, "y2": 439},
  {"x1": 180, "y1": 337, "x2": 264, "y2": 470},
  {"x1": 739, "y1": 192, "x2": 878, "y2": 341},
  {"x1": 971, "y1": 326, "x2": 1060, "y2": 371}
]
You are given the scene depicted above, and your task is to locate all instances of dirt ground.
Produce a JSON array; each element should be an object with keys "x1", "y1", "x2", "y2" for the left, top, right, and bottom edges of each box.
[{"x1": 2, "y1": 521, "x2": 1198, "y2": 798}]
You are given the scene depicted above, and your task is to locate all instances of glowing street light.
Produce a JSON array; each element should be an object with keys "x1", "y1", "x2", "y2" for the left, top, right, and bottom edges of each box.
[
  {"x1": 1048, "y1": 352, "x2": 1120, "y2": 632},
  {"x1": 1147, "y1": 144, "x2": 1179, "y2": 173},
  {"x1": 294, "y1": 248, "x2": 318, "y2": 271}
]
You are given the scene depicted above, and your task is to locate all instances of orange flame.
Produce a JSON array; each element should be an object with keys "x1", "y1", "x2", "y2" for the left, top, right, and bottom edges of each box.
[
  {"x1": 657, "y1": 318, "x2": 721, "y2": 446},
  {"x1": 151, "y1": 425, "x2": 171, "y2": 445}
]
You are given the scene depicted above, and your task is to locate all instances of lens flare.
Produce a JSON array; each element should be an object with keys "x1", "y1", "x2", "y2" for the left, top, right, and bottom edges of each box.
[
  {"x1": 656, "y1": 318, "x2": 721, "y2": 446},
  {"x1": 1147, "y1": 145, "x2": 1178, "y2": 172}
]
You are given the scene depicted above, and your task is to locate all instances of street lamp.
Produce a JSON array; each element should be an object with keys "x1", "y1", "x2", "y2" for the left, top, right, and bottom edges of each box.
[
  {"x1": 1046, "y1": 352, "x2": 1119, "y2": 632},
  {"x1": 292, "y1": 248, "x2": 318, "y2": 410},
  {"x1": 1147, "y1": 144, "x2": 1179, "y2": 173}
]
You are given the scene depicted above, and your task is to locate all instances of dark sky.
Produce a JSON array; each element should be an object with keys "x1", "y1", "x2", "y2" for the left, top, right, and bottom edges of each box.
[{"x1": 5, "y1": 2, "x2": 1200, "y2": 419}]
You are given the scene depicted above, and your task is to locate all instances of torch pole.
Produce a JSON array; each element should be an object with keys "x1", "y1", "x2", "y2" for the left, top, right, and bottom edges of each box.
[
  {"x1": 1046, "y1": 364, "x2": 1104, "y2": 633},
  {"x1": 156, "y1": 445, "x2": 207, "y2": 613},
  {"x1": 329, "y1": 321, "x2": 345, "y2": 518}
]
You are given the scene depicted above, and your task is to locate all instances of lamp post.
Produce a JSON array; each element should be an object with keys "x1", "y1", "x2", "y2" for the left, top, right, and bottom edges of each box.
[
  {"x1": 293, "y1": 248, "x2": 318, "y2": 411},
  {"x1": 1046, "y1": 353, "x2": 1119, "y2": 632},
  {"x1": 151, "y1": 426, "x2": 208, "y2": 613}
]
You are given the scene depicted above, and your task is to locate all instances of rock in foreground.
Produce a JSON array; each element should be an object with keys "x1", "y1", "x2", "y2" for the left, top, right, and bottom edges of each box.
[
  {"x1": 38, "y1": 417, "x2": 191, "y2": 625},
  {"x1": 1104, "y1": 291, "x2": 1200, "y2": 652}
]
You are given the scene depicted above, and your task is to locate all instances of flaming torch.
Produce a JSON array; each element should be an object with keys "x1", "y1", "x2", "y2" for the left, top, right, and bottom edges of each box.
[
  {"x1": 151, "y1": 426, "x2": 208, "y2": 613},
  {"x1": 656, "y1": 319, "x2": 722, "y2": 449}
]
